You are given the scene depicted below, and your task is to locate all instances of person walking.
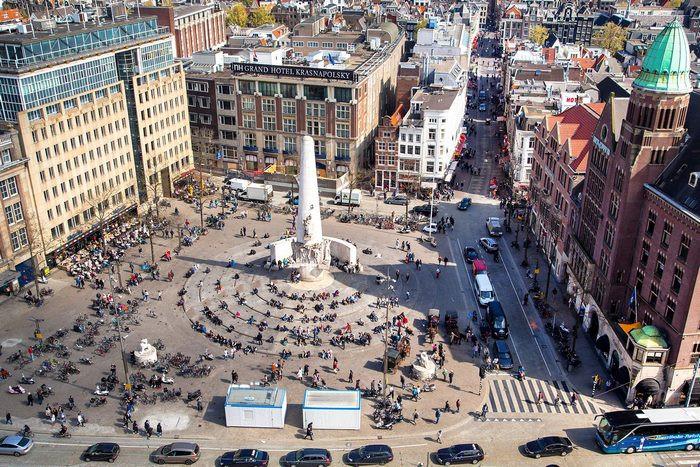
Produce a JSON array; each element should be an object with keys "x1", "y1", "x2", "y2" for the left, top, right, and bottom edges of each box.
[
  {"x1": 434, "y1": 409, "x2": 441, "y2": 424},
  {"x1": 231, "y1": 370, "x2": 238, "y2": 384},
  {"x1": 444, "y1": 401, "x2": 451, "y2": 413},
  {"x1": 448, "y1": 370, "x2": 454, "y2": 384},
  {"x1": 157, "y1": 290, "x2": 162, "y2": 301},
  {"x1": 537, "y1": 391, "x2": 545, "y2": 405},
  {"x1": 132, "y1": 420, "x2": 139, "y2": 435},
  {"x1": 570, "y1": 391, "x2": 579, "y2": 406},
  {"x1": 5, "y1": 412, "x2": 11, "y2": 425},
  {"x1": 196, "y1": 398, "x2": 203, "y2": 413},
  {"x1": 455, "y1": 399, "x2": 461, "y2": 413},
  {"x1": 156, "y1": 422, "x2": 163, "y2": 437},
  {"x1": 304, "y1": 423, "x2": 314, "y2": 440},
  {"x1": 77, "y1": 412, "x2": 85, "y2": 427},
  {"x1": 435, "y1": 268, "x2": 441, "y2": 279},
  {"x1": 436, "y1": 429, "x2": 443, "y2": 444},
  {"x1": 27, "y1": 393, "x2": 33, "y2": 406},
  {"x1": 332, "y1": 357, "x2": 339, "y2": 373},
  {"x1": 405, "y1": 272, "x2": 410, "y2": 282},
  {"x1": 348, "y1": 370, "x2": 353, "y2": 383},
  {"x1": 412, "y1": 409, "x2": 419, "y2": 425},
  {"x1": 400, "y1": 375, "x2": 406, "y2": 390},
  {"x1": 480, "y1": 403, "x2": 488, "y2": 421},
  {"x1": 522, "y1": 292, "x2": 529, "y2": 305}
]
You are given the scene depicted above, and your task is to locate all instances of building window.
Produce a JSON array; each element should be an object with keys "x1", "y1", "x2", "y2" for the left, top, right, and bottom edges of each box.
[
  {"x1": 306, "y1": 120, "x2": 325, "y2": 136},
  {"x1": 244, "y1": 133, "x2": 256, "y2": 148},
  {"x1": 0, "y1": 177, "x2": 19, "y2": 199},
  {"x1": 649, "y1": 282, "x2": 659, "y2": 306},
  {"x1": 242, "y1": 115, "x2": 256, "y2": 129},
  {"x1": 660, "y1": 221, "x2": 672, "y2": 248},
  {"x1": 322, "y1": 42, "x2": 333, "y2": 48},
  {"x1": 635, "y1": 268, "x2": 644, "y2": 292},
  {"x1": 336, "y1": 123, "x2": 350, "y2": 138},
  {"x1": 283, "y1": 118, "x2": 296, "y2": 133},
  {"x1": 640, "y1": 240, "x2": 650, "y2": 266},
  {"x1": 671, "y1": 266, "x2": 683, "y2": 294},
  {"x1": 216, "y1": 84, "x2": 232, "y2": 95},
  {"x1": 1, "y1": 149, "x2": 11, "y2": 165},
  {"x1": 679, "y1": 233, "x2": 690, "y2": 261},
  {"x1": 10, "y1": 227, "x2": 28, "y2": 251},
  {"x1": 280, "y1": 83, "x2": 296, "y2": 99},
  {"x1": 283, "y1": 137, "x2": 296, "y2": 154},
  {"x1": 655, "y1": 252, "x2": 665, "y2": 278},
  {"x1": 603, "y1": 221, "x2": 614, "y2": 248},
  {"x1": 608, "y1": 193, "x2": 619, "y2": 220},
  {"x1": 261, "y1": 98, "x2": 275, "y2": 113},
  {"x1": 4, "y1": 202, "x2": 23, "y2": 225},
  {"x1": 613, "y1": 167, "x2": 624, "y2": 192},
  {"x1": 263, "y1": 135, "x2": 277, "y2": 151},
  {"x1": 335, "y1": 87, "x2": 352, "y2": 103},
  {"x1": 665, "y1": 297, "x2": 676, "y2": 322},
  {"x1": 646, "y1": 210, "x2": 656, "y2": 236},
  {"x1": 241, "y1": 97, "x2": 255, "y2": 111},
  {"x1": 314, "y1": 140, "x2": 326, "y2": 157},
  {"x1": 263, "y1": 116, "x2": 276, "y2": 131},
  {"x1": 282, "y1": 100, "x2": 296, "y2": 115},
  {"x1": 239, "y1": 80, "x2": 255, "y2": 94},
  {"x1": 336, "y1": 104, "x2": 350, "y2": 120},
  {"x1": 645, "y1": 351, "x2": 664, "y2": 364},
  {"x1": 306, "y1": 103, "x2": 325, "y2": 118},
  {"x1": 336, "y1": 142, "x2": 350, "y2": 158},
  {"x1": 259, "y1": 82, "x2": 278, "y2": 97},
  {"x1": 304, "y1": 85, "x2": 327, "y2": 101}
]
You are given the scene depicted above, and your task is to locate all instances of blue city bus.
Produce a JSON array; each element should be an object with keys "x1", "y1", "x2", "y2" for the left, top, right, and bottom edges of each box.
[{"x1": 595, "y1": 408, "x2": 700, "y2": 454}]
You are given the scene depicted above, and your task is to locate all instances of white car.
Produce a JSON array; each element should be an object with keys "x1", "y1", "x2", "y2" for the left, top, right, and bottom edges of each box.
[
  {"x1": 479, "y1": 237, "x2": 499, "y2": 252},
  {"x1": 422, "y1": 223, "x2": 438, "y2": 234}
]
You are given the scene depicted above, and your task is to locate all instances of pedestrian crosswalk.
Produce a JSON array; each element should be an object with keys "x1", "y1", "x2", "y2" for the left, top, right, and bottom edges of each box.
[{"x1": 486, "y1": 378, "x2": 602, "y2": 415}]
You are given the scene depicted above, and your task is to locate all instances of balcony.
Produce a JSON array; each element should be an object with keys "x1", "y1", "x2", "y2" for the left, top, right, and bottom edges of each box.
[
  {"x1": 315, "y1": 152, "x2": 327, "y2": 159},
  {"x1": 283, "y1": 150, "x2": 296, "y2": 156},
  {"x1": 243, "y1": 145, "x2": 258, "y2": 152},
  {"x1": 263, "y1": 147, "x2": 279, "y2": 154},
  {"x1": 335, "y1": 155, "x2": 351, "y2": 162}
]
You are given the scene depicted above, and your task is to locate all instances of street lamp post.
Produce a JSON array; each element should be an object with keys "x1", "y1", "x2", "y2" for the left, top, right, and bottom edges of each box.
[{"x1": 382, "y1": 284, "x2": 395, "y2": 399}]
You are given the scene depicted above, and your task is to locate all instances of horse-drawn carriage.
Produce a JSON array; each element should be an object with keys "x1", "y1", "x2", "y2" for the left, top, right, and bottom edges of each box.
[
  {"x1": 386, "y1": 336, "x2": 411, "y2": 374},
  {"x1": 427, "y1": 308, "x2": 440, "y2": 343},
  {"x1": 445, "y1": 310, "x2": 459, "y2": 336}
]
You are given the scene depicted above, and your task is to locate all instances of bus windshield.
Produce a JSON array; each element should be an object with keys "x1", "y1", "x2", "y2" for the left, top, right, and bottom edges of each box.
[{"x1": 597, "y1": 417, "x2": 615, "y2": 445}]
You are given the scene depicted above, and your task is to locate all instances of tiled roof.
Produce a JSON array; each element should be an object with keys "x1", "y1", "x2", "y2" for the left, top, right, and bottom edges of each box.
[{"x1": 543, "y1": 103, "x2": 604, "y2": 173}]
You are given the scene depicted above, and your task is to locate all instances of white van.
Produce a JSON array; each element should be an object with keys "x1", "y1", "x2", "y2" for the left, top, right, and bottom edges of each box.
[{"x1": 474, "y1": 274, "x2": 495, "y2": 306}]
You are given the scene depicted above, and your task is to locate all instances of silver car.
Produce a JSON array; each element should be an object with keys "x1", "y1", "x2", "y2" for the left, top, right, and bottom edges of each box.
[{"x1": 0, "y1": 435, "x2": 33, "y2": 457}]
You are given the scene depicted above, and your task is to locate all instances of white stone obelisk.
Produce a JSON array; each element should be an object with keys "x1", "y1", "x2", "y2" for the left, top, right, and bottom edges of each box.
[{"x1": 294, "y1": 135, "x2": 328, "y2": 281}]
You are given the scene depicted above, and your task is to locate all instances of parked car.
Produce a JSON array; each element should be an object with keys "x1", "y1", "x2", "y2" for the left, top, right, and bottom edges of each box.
[
  {"x1": 83, "y1": 443, "x2": 120, "y2": 462},
  {"x1": 479, "y1": 237, "x2": 499, "y2": 252},
  {"x1": 385, "y1": 194, "x2": 409, "y2": 205},
  {"x1": 434, "y1": 443, "x2": 484, "y2": 465},
  {"x1": 422, "y1": 222, "x2": 438, "y2": 234},
  {"x1": 0, "y1": 435, "x2": 33, "y2": 457},
  {"x1": 492, "y1": 339, "x2": 514, "y2": 370},
  {"x1": 463, "y1": 246, "x2": 479, "y2": 262},
  {"x1": 479, "y1": 103, "x2": 487, "y2": 111},
  {"x1": 457, "y1": 197, "x2": 472, "y2": 210},
  {"x1": 220, "y1": 449, "x2": 269, "y2": 466},
  {"x1": 152, "y1": 442, "x2": 200, "y2": 464},
  {"x1": 344, "y1": 444, "x2": 394, "y2": 465},
  {"x1": 280, "y1": 448, "x2": 332, "y2": 466},
  {"x1": 413, "y1": 204, "x2": 438, "y2": 216},
  {"x1": 523, "y1": 436, "x2": 573, "y2": 459}
]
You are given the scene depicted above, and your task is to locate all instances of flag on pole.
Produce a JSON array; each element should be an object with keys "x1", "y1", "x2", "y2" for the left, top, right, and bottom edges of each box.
[
  {"x1": 628, "y1": 287, "x2": 637, "y2": 309},
  {"x1": 264, "y1": 164, "x2": 277, "y2": 174}
]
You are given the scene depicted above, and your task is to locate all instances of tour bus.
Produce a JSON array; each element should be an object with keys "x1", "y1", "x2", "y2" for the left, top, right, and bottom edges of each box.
[
  {"x1": 474, "y1": 274, "x2": 495, "y2": 306},
  {"x1": 595, "y1": 407, "x2": 700, "y2": 454}
]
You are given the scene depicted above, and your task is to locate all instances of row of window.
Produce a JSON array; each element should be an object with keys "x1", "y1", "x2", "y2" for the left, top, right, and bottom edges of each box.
[
  {"x1": 291, "y1": 41, "x2": 350, "y2": 50},
  {"x1": 242, "y1": 133, "x2": 351, "y2": 158},
  {"x1": 45, "y1": 173, "x2": 133, "y2": 221},
  {"x1": 645, "y1": 211, "x2": 691, "y2": 260},
  {"x1": 0, "y1": 177, "x2": 19, "y2": 200},
  {"x1": 239, "y1": 81, "x2": 353, "y2": 103}
]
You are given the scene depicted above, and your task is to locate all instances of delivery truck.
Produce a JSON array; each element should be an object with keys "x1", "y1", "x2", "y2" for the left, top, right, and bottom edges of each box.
[
  {"x1": 239, "y1": 183, "x2": 273, "y2": 202},
  {"x1": 224, "y1": 178, "x2": 251, "y2": 193},
  {"x1": 334, "y1": 189, "x2": 362, "y2": 206}
]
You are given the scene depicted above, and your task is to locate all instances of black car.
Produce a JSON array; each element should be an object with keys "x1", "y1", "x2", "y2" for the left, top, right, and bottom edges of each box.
[
  {"x1": 345, "y1": 444, "x2": 393, "y2": 466},
  {"x1": 220, "y1": 449, "x2": 269, "y2": 466},
  {"x1": 413, "y1": 204, "x2": 438, "y2": 216},
  {"x1": 463, "y1": 246, "x2": 479, "y2": 263},
  {"x1": 281, "y1": 448, "x2": 332, "y2": 466},
  {"x1": 523, "y1": 436, "x2": 573, "y2": 459},
  {"x1": 457, "y1": 197, "x2": 472, "y2": 210},
  {"x1": 83, "y1": 443, "x2": 120, "y2": 463},
  {"x1": 434, "y1": 443, "x2": 484, "y2": 465}
]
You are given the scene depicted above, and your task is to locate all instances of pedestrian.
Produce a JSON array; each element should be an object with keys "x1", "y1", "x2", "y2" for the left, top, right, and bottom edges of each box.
[
  {"x1": 444, "y1": 401, "x2": 451, "y2": 413},
  {"x1": 435, "y1": 267, "x2": 441, "y2": 279},
  {"x1": 157, "y1": 290, "x2": 162, "y2": 301},
  {"x1": 395, "y1": 269, "x2": 400, "y2": 281},
  {"x1": 405, "y1": 290, "x2": 410, "y2": 300},
  {"x1": 400, "y1": 375, "x2": 406, "y2": 390},
  {"x1": 444, "y1": 256, "x2": 449, "y2": 266},
  {"x1": 434, "y1": 409, "x2": 441, "y2": 424},
  {"x1": 145, "y1": 420, "x2": 153, "y2": 439},
  {"x1": 442, "y1": 368, "x2": 448, "y2": 381},
  {"x1": 412, "y1": 409, "x2": 419, "y2": 425},
  {"x1": 522, "y1": 292, "x2": 529, "y2": 305},
  {"x1": 456, "y1": 399, "x2": 461, "y2": 413},
  {"x1": 332, "y1": 357, "x2": 339, "y2": 373},
  {"x1": 77, "y1": 412, "x2": 85, "y2": 427},
  {"x1": 395, "y1": 239, "x2": 400, "y2": 249},
  {"x1": 348, "y1": 370, "x2": 353, "y2": 383},
  {"x1": 132, "y1": 420, "x2": 139, "y2": 435},
  {"x1": 570, "y1": 391, "x2": 579, "y2": 406},
  {"x1": 436, "y1": 429, "x2": 443, "y2": 444},
  {"x1": 480, "y1": 403, "x2": 488, "y2": 421},
  {"x1": 157, "y1": 422, "x2": 163, "y2": 437},
  {"x1": 28, "y1": 346, "x2": 34, "y2": 361},
  {"x1": 405, "y1": 272, "x2": 410, "y2": 282},
  {"x1": 196, "y1": 398, "x2": 203, "y2": 412},
  {"x1": 537, "y1": 391, "x2": 545, "y2": 405},
  {"x1": 304, "y1": 422, "x2": 314, "y2": 440},
  {"x1": 5, "y1": 412, "x2": 11, "y2": 425},
  {"x1": 27, "y1": 393, "x2": 33, "y2": 406},
  {"x1": 231, "y1": 370, "x2": 238, "y2": 384},
  {"x1": 448, "y1": 370, "x2": 454, "y2": 384}
]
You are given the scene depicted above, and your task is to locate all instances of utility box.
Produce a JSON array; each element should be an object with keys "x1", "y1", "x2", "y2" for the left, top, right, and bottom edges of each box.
[
  {"x1": 224, "y1": 385, "x2": 287, "y2": 428},
  {"x1": 302, "y1": 390, "x2": 361, "y2": 430}
]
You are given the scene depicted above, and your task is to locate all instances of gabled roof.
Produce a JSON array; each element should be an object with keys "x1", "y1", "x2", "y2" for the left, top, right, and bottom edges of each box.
[{"x1": 543, "y1": 103, "x2": 604, "y2": 173}]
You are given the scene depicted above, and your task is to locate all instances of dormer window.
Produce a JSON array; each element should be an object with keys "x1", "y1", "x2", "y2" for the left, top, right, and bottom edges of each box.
[{"x1": 690, "y1": 172, "x2": 699, "y2": 188}]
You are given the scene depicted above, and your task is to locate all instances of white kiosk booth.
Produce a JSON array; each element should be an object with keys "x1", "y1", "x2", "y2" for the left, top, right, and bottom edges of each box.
[
  {"x1": 224, "y1": 385, "x2": 287, "y2": 428},
  {"x1": 302, "y1": 389, "x2": 361, "y2": 430}
]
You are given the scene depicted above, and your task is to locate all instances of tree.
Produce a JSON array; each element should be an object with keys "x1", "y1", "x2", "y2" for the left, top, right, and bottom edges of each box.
[
  {"x1": 415, "y1": 18, "x2": 428, "y2": 32},
  {"x1": 248, "y1": 6, "x2": 274, "y2": 27},
  {"x1": 593, "y1": 23, "x2": 627, "y2": 54},
  {"x1": 345, "y1": 169, "x2": 374, "y2": 214},
  {"x1": 529, "y1": 25, "x2": 550, "y2": 46},
  {"x1": 226, "y1": 3, "x2": 248, "y2": 27},
  {"x1": 669, "y1": 0, "x2": 681, "y2": 7}
]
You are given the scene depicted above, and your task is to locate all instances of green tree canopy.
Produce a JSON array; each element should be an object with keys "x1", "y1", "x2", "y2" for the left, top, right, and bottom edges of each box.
[
  {"x1": 226, "y1": 3, "x2": 248, "y2": 27},
  {"x1": 248, "y1": 6, "x2": 274, "y2": 27},
  {"x1": 529, "y1": 25, "x2": 550, "y2": 46},
  {"x1": 593, "y1": 23, "x2": 628, "y2": 54}
]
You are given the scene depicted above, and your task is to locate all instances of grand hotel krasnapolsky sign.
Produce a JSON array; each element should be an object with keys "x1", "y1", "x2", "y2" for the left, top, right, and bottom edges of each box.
[{"x1": 230, "y1": 63, "x2": 355, "y2": 82}]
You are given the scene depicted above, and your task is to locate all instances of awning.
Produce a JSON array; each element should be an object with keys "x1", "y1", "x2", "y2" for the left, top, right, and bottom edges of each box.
[
  {"x1": 443, "y1": 161, "x2": 459, "y2": 183},
  {"x1": 596, "y1": 334, "x2": 610, "y2": 354},
  {"x1": 619, "y1": 322, "x2": 642, "y2": 334},
  {"x1": 635, "y1": 378, "x2": 661, "y2": 395},
  {"x1": 0, "y1": 269, "x2": 19, "y2": 286}
]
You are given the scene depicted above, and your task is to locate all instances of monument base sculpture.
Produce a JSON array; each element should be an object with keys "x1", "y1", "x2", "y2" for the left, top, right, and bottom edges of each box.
[{"x1": 134, "y1": 338, "x2": 158, "y2": 365}]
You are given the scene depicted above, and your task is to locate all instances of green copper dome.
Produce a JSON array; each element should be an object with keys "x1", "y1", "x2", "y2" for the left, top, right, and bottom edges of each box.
[{"x1": 633, "y1": 19, "x2": 692, "y2": 94}]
